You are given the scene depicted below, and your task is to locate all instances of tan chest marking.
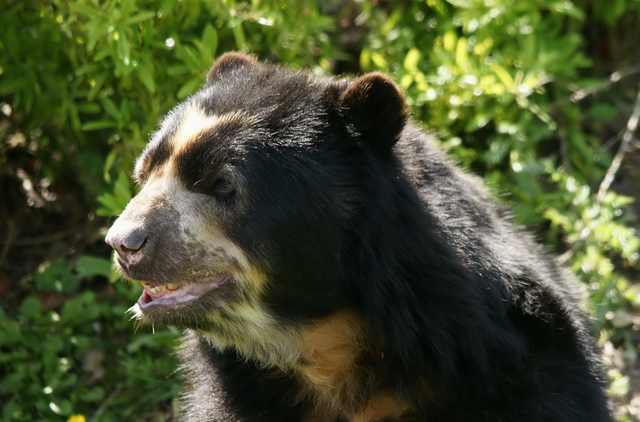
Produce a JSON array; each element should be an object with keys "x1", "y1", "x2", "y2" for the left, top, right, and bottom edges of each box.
[
  {"x1": 352, "y1": 393, "x2": 409, "y2": 422},
  {"x1": 296, "y1": 311, "x2": 365, "y2": 390},
  {"x1": 294, "y1": 311, "x2": 408, "y2": 422}
]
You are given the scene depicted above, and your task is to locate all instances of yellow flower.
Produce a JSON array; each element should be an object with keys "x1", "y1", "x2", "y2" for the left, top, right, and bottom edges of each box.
[{"x1": 67, "y1": 416, "x2": 86, "y2": 422}]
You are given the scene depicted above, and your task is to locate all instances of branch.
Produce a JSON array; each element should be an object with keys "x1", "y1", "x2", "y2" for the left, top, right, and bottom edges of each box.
[
  {"x1": 0, "y1": 221, "x2": 16, "y2": 269},
  {"x1": 0, "y1": 229, "x2": 77, "y2": 246},
  {"x1": 90, "y1": 384, "x2": 124, "y2": 422},
  {"x1": 551, "y1": 63, "x2": 640, "y2": 109},
  {"x1": 596, "y1": 84, "x2": 640, "y2": 203}
]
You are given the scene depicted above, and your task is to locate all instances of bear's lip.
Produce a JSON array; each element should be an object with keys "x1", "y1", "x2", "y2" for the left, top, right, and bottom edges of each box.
[{"x1": 137, "y1": 274, "x2": 231, "y2": 310}]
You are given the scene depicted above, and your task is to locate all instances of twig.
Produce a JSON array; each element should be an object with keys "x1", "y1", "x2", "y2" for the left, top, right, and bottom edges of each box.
[
  {"x1": 558, "y1": 126, "x2": 573, "y2": 175},
  {"x1": 16, "y1": 168, "x2": 48, "y2": 208},
  {"x1": 0, "y1": 229, "x2": 77, "y2": 246},
  {"x1": 551, "y1": 63, "x2": 640, "y2": 109},
  {"x1": 596, "y1": 129, "x2": 625, "y2": 159},
  {"x1": 90, "y1": 384, "x2": 124, "y2": 422},
  {"x1": 0, "y1": 221, "x2": 16, "y2": 268},
  {"x1": 596, "y1": 85, "x2": 640, "y2": 203}
]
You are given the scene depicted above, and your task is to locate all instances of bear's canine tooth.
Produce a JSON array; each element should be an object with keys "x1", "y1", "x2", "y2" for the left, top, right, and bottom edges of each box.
[{"x1": 167, "y1": 283, "x2": 179, "y2": 291}]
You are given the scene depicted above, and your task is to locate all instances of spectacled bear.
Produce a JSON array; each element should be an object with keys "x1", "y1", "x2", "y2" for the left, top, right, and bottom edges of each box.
[{"x1": 106, "y1": 52, "x2": 613, "y2": 422}]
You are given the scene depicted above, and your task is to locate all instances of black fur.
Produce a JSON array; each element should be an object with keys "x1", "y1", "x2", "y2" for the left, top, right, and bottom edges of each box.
[{"x1": 113, "y1": 53, "x2": 613, "y2": 421}]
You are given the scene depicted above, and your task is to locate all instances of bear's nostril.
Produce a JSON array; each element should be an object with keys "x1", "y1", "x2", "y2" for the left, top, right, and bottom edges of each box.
[
  {"x1": 121, "y1": 233, "x2": 148, "y2": 252},
  {"x1": 105, "y1": 228, "x2": 149, "y2": 263},
  {"x1": 120, "y1": 239, "x2": 146, "y2": 254}
]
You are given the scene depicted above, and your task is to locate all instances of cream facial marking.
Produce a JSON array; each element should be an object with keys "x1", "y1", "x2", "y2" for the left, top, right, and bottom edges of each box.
[
  {"x1": 135, "y1": 105, "x2": 252, "y2": 185},
  {"x1": 169, "y1": 104, "x2": 247, "y2": 159}
]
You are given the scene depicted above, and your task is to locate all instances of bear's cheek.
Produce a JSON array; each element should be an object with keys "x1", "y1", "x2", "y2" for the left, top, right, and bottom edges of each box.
[{"x1": 107, "y1": 175, "x2": 268, "y2": 321}]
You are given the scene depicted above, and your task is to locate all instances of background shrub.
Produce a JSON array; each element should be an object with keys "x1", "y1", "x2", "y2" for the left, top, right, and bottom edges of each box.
[{"x1": 1, "y1": 0, "x2": 639, "y2": 420}]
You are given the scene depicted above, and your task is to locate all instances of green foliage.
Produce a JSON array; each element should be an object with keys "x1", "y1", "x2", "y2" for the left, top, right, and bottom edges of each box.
[
  {"x1": 0, "y1": 257, "x2": 181, "y2": 421},
  {"x1": 1, "y1": 0, "x2": 344, "y2": 209},
  {"x1": 34, "y1": 259, "x2": 79, "y2": 294},
  {"x1": 2, "y1": 0, "x2": 640, "y2": 420}
]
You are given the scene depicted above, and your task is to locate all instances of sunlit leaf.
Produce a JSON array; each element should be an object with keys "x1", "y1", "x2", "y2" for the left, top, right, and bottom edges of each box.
[{"x1": 403, "y1": 48, "x2": 420, "y2": 72}]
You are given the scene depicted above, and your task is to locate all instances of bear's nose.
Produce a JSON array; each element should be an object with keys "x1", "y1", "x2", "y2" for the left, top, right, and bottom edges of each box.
[{"x1": 105, "y1": 227, "x2": 148, "y2": 266}]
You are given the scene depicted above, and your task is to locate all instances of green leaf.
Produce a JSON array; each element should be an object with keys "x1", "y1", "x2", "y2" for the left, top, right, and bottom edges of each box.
[
  {"x1": 76, "y1": 256, "x2": 113, "y2": 278},
  {"x1": 360, "y1": 49, "x2": 371, "y2": 71},
  {"x1": 167, "y1": 64, "x2": 190, "y2": 76},
  {"x1": 18, "y1": 297, "x2": 40, "y2": 320},
  {"x1": 97, "y1": 193, "x2": 123, "y2": 216},
  {"x1": 34, "y1": 259, "x2": 78, "y2": 293},
  {"x1": 98, "y1": 170, "x2": 133, "y2": 215},
  {"x1": 177, "y1": 77, "x2": 202, "y2": 99},
  {"x1": 87, "y1": 72, "x2": 108, "y2": 101},
  {"x1": 232, "y1": 24, "x2": 246, "y2": 49},
  {"x1": 80, "y1": 386, "x2": 106, "y2": 402},
  {"x1": 443, "y1": 30, "x2": 457, "y2": 52},
  {"x1": 120, "y1": 98, "x2": 131, "y2": 122},
  {"x1": 455, "y1": 37, "x2": 468, "y2": 69},
  {"x1": 202, "y1": 23, "x2": 218, "y2": 57},
  {"x1": 305, "y1": 16, "x2": 334, "y2": 31},
  {"x1": 103, "y1": 150, "x2": 118, "y2": 183},
  {"x1": 77, "y1": 103, "x2": 102, "y2": 114},
  {"x1": 137, "y1": 63, "x2": 156, "y2": 93},
  {"x1": 117, "y1": 30, "x2": 130, "y2": 65},
  {"x1": 82, "y1": 120, "x2": 118, "y2": 131},
  {"x1": 0, "y1": 321, "x2": 21, "y2": 346},
  {"x1": 371, "y1": 52, "x2": 388, "y2": 69},
  {"x1": 491, "y1": 63, "x2": 514, "y2": 88},
  {"x1": 100, "y1": 97, "x2": 121, "y2": 120},
  {"x1": 125, "y1": 11, "x2": 156, "y2": 25},
  {"x1": 62, "y1": 291, "x2": 99, "y2": 323},
  {"x1": 403, "y1": 48, "x2": 420, "y2": 72},
  {"x1": 69, "y1": 3, "x2": 101, "y2": 18},
  {"x1": 114, "y1": 170, "x2": 132, "y2": 202},
  {"x1": 193, "y1": 40, "x2": 214, "y2": 66},
  {"x1": 590, "y1": 103, "x2": 618, "y2": 124}
]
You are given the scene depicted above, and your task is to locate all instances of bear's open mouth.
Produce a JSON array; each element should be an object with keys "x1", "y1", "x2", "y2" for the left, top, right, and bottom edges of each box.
[{"x1": 137, "y1": 273, "x2": 231, "y2": 309}]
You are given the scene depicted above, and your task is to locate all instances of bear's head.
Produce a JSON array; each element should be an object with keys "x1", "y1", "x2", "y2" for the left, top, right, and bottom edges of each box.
[{"x1": 105, "y1": 53, "x2": 408, "y2": 364}]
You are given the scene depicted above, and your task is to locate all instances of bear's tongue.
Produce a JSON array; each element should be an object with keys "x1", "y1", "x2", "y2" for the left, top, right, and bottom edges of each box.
[{"x1": 138, "y1": 275, "x2": 230, "y2": 309}]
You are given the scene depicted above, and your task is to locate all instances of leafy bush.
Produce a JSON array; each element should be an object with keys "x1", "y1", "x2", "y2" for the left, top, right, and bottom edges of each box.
[
  {"x1": 1, "y1": 0, "x2": 640, "y2": 420},
  {"x1": 0, "y1": 256, "x2": 180, "y2": 421}
]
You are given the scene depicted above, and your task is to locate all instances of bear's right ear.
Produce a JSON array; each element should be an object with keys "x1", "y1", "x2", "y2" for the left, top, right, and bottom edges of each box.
[
  {"x1": 337, "y1": 73, "x2": 408, "y2": 155},
  {"x1": 206, "y1": 52, "x2": 259, "y2": 85}
]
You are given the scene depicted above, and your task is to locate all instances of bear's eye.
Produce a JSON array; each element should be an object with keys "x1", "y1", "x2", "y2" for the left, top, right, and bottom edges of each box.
[{"x1": 213, "y1": 179, "x2": 235, "y2": 197}]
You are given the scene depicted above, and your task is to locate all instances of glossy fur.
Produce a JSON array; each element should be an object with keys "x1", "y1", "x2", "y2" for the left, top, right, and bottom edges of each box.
[{"x1": 109, "y1": 53, "x2": 612, "y2": 421}]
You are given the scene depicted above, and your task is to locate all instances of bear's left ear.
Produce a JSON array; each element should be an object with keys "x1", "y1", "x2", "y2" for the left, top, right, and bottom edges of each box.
[
  {"x1": 337, "y1": 73, "x2": 408, "y2": 154},
  {"x1": 206, "y1": 52, "x2": 259, "y2": 85}
]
